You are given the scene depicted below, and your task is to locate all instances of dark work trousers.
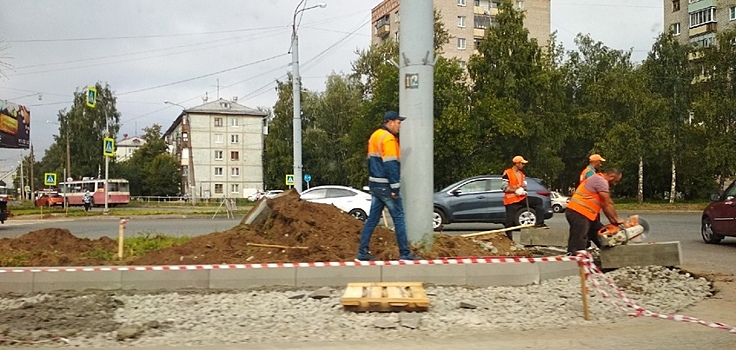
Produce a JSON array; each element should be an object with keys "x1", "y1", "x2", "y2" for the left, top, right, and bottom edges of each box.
[
  {"x1": 565, "y1": 209, "x2": 603, "y2": 255},
  {"x1": 503, "y1": 196, "x2": 545, "y2": 239}
]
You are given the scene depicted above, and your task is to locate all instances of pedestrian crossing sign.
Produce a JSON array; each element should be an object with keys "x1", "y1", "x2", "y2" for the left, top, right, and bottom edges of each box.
[
  {"x1": 103, "y1": 137, "x2": 115, "y2": 157},
  {"x1": 285, "y1": 174, "x2": 295, "y2": 186},
  {"x1": 44, "y1": 173, "x2": 57, "y2": 186}
]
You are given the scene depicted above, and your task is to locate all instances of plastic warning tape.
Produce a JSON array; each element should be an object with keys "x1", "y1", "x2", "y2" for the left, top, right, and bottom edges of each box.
[
  {"x1": 577, "y1": 251, "x2": 736, "y2": 334},
  {"x1": 0, "y1": 255, "x2": 579, "y2": 273}
]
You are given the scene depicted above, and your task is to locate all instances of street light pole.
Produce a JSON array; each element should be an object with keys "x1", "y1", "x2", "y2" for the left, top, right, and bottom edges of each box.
[{"x1": 291, "y1": 1, "x2": 326, "y2": 193}]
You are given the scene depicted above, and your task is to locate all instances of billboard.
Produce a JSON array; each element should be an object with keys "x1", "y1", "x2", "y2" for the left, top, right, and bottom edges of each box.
[{"x1": 0, "y1": 99, "x2": 31, "y2": 149}]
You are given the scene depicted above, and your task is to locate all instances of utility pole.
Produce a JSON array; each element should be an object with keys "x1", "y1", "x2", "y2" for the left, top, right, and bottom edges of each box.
[
  {"x1": 29, "y1": 144, "x2": 34, "y2": 194},
  {"x1": 399, "y1": 0, "x2": 435, "y2": 246},
  {"x1": 19, "y1": 158, "x2": 24, "y2": 201}
]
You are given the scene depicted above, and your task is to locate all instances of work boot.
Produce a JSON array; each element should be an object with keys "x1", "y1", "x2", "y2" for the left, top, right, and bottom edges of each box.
[
  {"x1": 399, "y1": 253, "x2": 420, "y2": 262},
  {"x1": 354, "y1": 253, "x2": 376, "y2": 262}
]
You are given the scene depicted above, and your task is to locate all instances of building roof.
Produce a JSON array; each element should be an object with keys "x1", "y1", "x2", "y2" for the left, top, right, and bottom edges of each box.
[{"x1": 163, "y1": 98, "x2": 267, "y2": 137}]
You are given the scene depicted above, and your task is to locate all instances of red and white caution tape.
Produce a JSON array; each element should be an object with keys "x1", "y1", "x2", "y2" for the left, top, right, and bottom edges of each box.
[{"x1": 577, "y1": 250, "x2": 736, "y2": 334}]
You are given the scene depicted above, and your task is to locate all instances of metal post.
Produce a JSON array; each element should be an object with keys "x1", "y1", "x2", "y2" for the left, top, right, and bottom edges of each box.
[
  {"x1": 19, "y1": 158, "x2": 24, "y2": 201},
  {"x1": 63, "y1": 168, "x2": 68, "y2": 214},
  {"x1": 291, "y1": 30, "x2": 303, "y2": 193},
  {"x1": 399, "y1": 0, "x2": 435, "y2": 246},
  {"x1": 66, "y1": 128, "x2": 71, "y2": 180},
  {"x1": 290, "y1": 2, "x2": 325, "y2": 193},
  {"x1": 104, "y1": 155, "x2": 109, "y2": 213}
]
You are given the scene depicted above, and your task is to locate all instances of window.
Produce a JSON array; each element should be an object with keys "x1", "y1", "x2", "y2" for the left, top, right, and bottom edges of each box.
[
  {"x1": 181, "y1": 166, "x2": 188, "y2": 177},
  {"x1": 516, "y1": 1, "x2": 523, "y2": 9},
  {"x1": 230, "y1": 118, "x2": 238, "y2": 127},
  {"x1": 730, "y1": 6, "x2": 736, "y2": 20},
  {"x1": 672, "y1": 0, "x2": 680, "y2": 12},
  {"x1": 214, "y1": 167, "x2": 223, "y2": 176},
  {"x1": 231, "y1": 184, "x2": 239, "y2": 193},
  {"x1": 459, "y1": 60, "x2": 467, "y2": 69},
  {"x1": 214, "y1": 150, "x2": 223, "y2": 160},
  {"x1": 474, "y1": 0, "x2": 480, "y2": 5},
  {"x1": 457, "y1": 38, "x2": 467, "y2": 50},
  {"x1": 231, "y1": 151, "x2": 239, "y2": 161},
  {"x1": 182, "y1": 132, "x2": 188, "y2": 142},
  {"x1": 458, "y1": 179, "x2": 489, "y2": 193},
  {"x1": 215, "y1": 184, "x2": 223, "y2": 194},
  {"x1": 214, "y1": 134, "x2": 223, "y2": 143},
  {"x1": 690, "y1": 7, "x2": 715, "y2": 28},
  {"x1": 457, "y1": 16, "x2": 466, "y2": 28},
  {"x1": 214, "y1": 117, "x2": 223, "y2": 127},
  {"x1": 671, "y1": 23, "x2": 681, "y2": 35},
  {"x1": 230, "y1": 134, "x2": 239, "y2": 143},
  {"x1": 457, "y1": 0, "x2": 466, "y2": 6},
  {"x1": 231, "y1": 167, "x2": 240, "y2": 176}
]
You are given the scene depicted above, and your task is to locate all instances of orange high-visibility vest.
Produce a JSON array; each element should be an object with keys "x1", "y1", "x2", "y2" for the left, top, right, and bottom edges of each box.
[
  {"x1": 568, "y1": 174, "x2": 604, "y2": 220},
  {"x1": 579, "y1": 164, "x2": 596, "y2": 184},
  {"x1": 502, "y1": 168, "x2": 526, "y2": 205}
]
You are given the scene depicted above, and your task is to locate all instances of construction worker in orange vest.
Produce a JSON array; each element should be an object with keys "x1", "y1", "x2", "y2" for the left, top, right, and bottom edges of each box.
[
  {"x1": 565, "y1": 168, "x2": 625, "y2": 255},
  {"x1": 501, "y1": 155, "x2": 548, "y2": 240},
  {"x1": 580, "y1": 154, "x2": 605, "y2": 185},
  {"x1": 356, "y1": 111, "x2": 419, "y2": 262}
]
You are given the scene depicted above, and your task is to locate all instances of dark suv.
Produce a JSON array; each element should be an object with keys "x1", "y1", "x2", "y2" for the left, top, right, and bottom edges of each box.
[
  {"x1": 701, "y1": 180, "x2": 736, "y2": 243},
  {"x1": 433, "y1": 175, "x2": 553, "y2": 230}
]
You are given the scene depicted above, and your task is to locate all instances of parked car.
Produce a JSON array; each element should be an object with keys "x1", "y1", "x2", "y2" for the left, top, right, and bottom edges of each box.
[
  {"x1": 433, "y1": 175, "x2": 553, "y2": 230},
  {"x1": 263, "y1": 190, "x2": 284, "y2": 199},
  {"x1": 300, "y1": 185, "x2": 371, "y2": 221},
  {"x1": 0, "y1": 195, "x2": 8, "y2": 224},
  {"x1": 550, "y1": 191, "x2": 570, "y2": 213},
  {"x1": 701, "y1": 180, "x2": 736, "y2": 244},
  {"x1": 35, "y1": 192, "x2": 65, "y2": 207}
]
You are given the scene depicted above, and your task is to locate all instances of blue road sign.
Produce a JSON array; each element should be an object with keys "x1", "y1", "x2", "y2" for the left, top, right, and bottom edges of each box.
[
  {"x1": 103, "y1": 137, "x2": 115, "y2": 157},
  {"x1": 44, "y1": 173, "x2": 57, "y2": 186},
  {"x1": 304, "y1": 174, "x2": 312, "y2": 183}
]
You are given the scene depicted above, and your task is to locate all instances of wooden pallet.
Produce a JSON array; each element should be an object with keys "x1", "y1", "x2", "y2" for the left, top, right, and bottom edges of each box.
[{"x1": 341, "y1": 282, "x2": 430, "y2": 312}]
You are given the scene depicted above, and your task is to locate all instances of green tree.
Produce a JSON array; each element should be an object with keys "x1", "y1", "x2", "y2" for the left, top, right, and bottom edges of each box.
[
  {"x1": 142, "y1": 154, "x2": 181, "y2": 196},
  {"x1": 691, "y1": 28, "x2": 736, "y2": 191},
  {"x1": 50, "y1": 83, "x2": 121, "y2": 180},
  {"x1": 641, "y1": 32, "x2": 693, "y2": 202},
  {"x1": 117, "y1": 124, "x2": 171, "y2": 196}
]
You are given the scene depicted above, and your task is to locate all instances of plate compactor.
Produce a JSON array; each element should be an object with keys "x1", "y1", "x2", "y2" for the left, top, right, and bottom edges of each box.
[{"x1": 596, "y1": 215, "x2": 650, "y2": 248}]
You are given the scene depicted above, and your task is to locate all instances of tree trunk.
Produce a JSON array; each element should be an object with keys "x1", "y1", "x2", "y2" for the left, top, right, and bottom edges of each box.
[
  {"x1": 669, "y1": 157, "x2": 676, "y2": 204},
  {"x1": 637, "y1": 156, "x2": 643, "y2": 204}
]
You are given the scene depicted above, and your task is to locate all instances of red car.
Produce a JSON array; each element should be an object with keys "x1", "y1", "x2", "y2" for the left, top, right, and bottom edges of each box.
[
  {"x1": 35, "y1": 193, "x2": 65, "y2": 208},
  {"x1": 701, "y1": 180, "x2": 736, "y2": 243}
]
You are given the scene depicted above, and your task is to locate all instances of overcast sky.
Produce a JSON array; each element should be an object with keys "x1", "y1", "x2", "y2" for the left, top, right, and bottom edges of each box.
[{"x1": 0, "y1": 0, "x2": 662, "y2": 175}]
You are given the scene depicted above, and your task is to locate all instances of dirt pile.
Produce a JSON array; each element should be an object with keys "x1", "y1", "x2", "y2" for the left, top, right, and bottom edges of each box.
[{"x1": 0, "y1": 192, "x2": 531, "y2": 267}]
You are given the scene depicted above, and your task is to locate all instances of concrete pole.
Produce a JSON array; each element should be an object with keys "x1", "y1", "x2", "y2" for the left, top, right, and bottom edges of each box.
[
  {"x1": 399, "y1": 0, "x2": 434, "y2": 246},
  {"x1": 291, "y1": 31, "x2": 303, "y2": 193},
  {"x1": 19, "y1": 158, "x2": 24, "y2": 201}
]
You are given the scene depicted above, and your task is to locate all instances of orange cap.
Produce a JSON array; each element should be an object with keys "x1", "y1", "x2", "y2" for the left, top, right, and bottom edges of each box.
[
  {"x1": 512, "y1": 155, "x2": 528, "y2": 164},
  {"x1": 589, "y1": 154, "x2": 606, "y2": 162}
]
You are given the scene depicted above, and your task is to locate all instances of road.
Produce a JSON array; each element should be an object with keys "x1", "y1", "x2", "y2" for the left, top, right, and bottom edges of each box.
[
  {"x1": 2, "y1": 210, "x2": 735, "y2": 275},
  {"x1": 0, "y1": 215, "x2": 241, "y2": 239}
]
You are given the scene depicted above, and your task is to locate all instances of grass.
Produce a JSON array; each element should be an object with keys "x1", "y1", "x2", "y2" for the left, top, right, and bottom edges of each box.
[{"x1": 123, "y1": 231, "x2": 191, "y2": 257}]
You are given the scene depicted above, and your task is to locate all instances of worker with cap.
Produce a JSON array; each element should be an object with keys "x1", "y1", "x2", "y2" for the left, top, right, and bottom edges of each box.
[
  {"x1": 501, "y1": 155, "x2": 548, "y2": 239},
  {"x1": 580, "y1": 154, "x2": 606, "y2": 184},
  {"x1": 356, "y1": 111, "x2": 419, "y2": 262}
]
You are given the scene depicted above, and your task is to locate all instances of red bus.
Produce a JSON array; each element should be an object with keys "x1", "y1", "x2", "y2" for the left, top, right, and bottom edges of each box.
[{"x1": 58, "y1": 178, "x2": 130, "y2": 207}]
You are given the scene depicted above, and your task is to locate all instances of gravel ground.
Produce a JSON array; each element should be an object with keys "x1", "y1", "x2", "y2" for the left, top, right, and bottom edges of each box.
[{"x1": 0, "y1": 266, "x2": 712, "y2": 348}]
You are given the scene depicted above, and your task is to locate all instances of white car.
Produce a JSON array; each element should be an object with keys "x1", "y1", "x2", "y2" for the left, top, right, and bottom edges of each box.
[
  {"x1": 263, "y1": 190, "x2": 284, "y2": 199},
  {"x1": 550, "y1": 191, "x2": 570, "y2": 213},
  {"x1": 300, "y1": 185, "x2": 372, "y2": 221}
]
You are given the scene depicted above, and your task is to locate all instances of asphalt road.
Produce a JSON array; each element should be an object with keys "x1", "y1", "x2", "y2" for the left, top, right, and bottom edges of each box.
[{"x1": 1, "y1": 210, "x2": 735, "y2": 274}]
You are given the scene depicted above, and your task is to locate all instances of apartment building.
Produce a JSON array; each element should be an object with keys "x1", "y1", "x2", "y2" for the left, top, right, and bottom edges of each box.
[
  {"x1": 371, "y1": 0, "x2": 550, "y2": 67},
  {"x1": 163, "y1": 98, "x2": 267, "y2": 200},
  {"x1": 115, "y1": 134, "x2": 145, "y2": 162},
  {"x1": 664, "y1": 0, "x2": 736, "y2": 50}
]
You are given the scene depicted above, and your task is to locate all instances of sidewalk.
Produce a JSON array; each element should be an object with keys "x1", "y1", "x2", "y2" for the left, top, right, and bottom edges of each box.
[{"x1": 17, "y1": 279, "x2": 736, "y2": 350}]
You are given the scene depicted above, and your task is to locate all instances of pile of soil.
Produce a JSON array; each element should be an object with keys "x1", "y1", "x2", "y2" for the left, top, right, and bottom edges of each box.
[{"x1": 0, "y1": 191, "x2": 531, "y2": 267}]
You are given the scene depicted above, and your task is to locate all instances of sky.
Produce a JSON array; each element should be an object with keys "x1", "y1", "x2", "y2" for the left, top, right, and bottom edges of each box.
[{"x1": 0, "y1": 0, "x2": 663, "y2": 176}]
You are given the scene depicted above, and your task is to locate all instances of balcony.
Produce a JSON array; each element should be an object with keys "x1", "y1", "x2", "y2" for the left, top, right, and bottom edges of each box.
[
  {"x1": 376, "y1": 24, "x2": 390, "y2": 38},
  {"x1": 689, "y1": 22, "x2": 716, "y2": 37}
]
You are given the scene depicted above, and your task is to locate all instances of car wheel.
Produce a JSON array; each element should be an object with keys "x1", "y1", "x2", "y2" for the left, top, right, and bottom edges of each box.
[
  {"x1": 348, "y1": 209, "x2": 367, "y2": 221},
  {"x1": 515, "y1": 208, "x2": 537, "y2": 226},
  {"x1": 432, "y1": 209, "x2": 446, "y2": 231},
  {"x1": 701, "y1": 217, "x2": 723, "y2": 244},
  {"x1": 552, "y1": 204, "x2": 563, "y2": 213}
]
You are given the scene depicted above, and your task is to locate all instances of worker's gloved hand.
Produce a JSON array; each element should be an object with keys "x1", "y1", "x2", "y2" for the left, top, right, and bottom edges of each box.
[{"x1": 514, "y1": 187, "x2": 527, "y2": 196}]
